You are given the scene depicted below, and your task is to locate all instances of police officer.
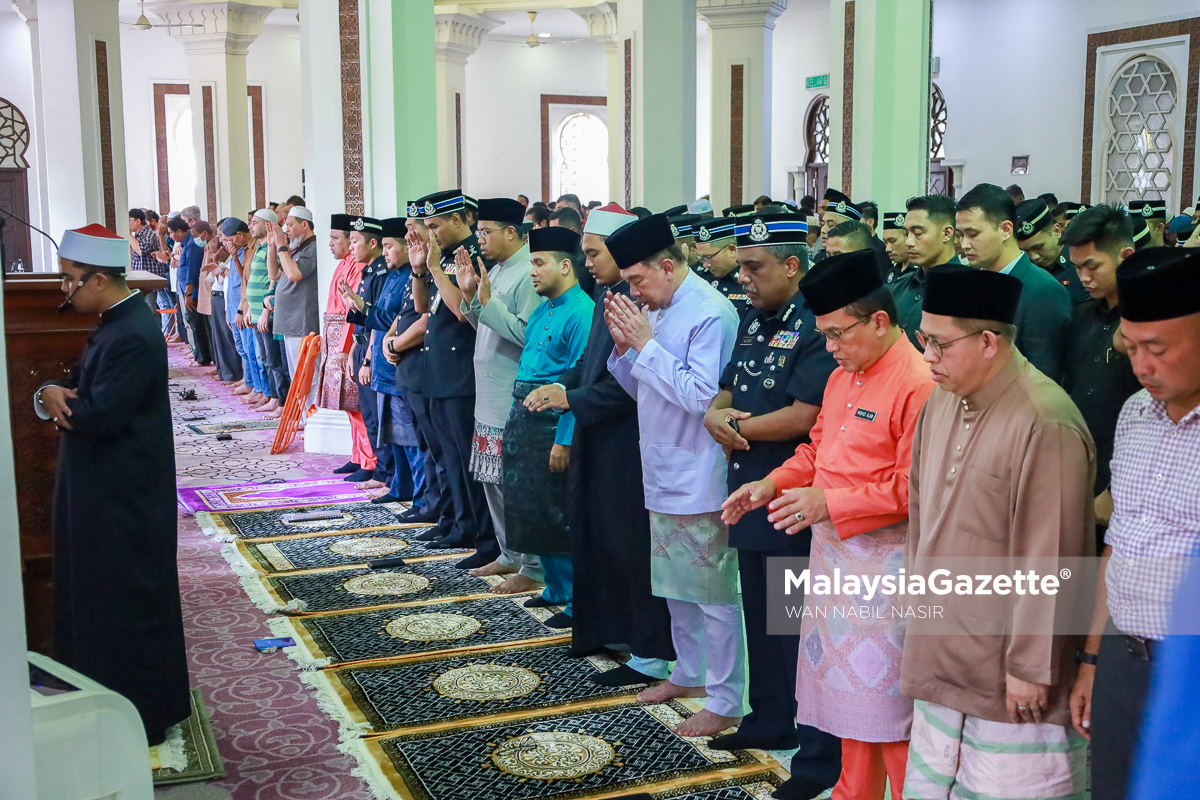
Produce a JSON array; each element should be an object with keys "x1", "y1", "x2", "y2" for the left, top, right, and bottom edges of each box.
[
  {"x1": 1128, "y1": 199, "x2": 1168, "y2": 247},
  {"x1": 702, "y1": 212, "x2": 841, "y2": 788},
  {"x1": 879, "y1": 210, "x2": 911, "y2": 286},
  {"x1": 407, "y1": 191, "x2": 498, "y2": 568},
  {"x1": 1015, "y1": 198, "x2": 1090, "y2": 304},
  {"x1": 694, "y1": 217, "x2": 752, "y2": 318}
]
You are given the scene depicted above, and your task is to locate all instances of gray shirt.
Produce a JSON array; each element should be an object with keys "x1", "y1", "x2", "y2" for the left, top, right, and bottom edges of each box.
[
  {"x1": 273, "y1": 235, "x2": 320, "y2": 336},
  {"x1": 461, "y1": 244, "x2": 544, "y2": 428}
]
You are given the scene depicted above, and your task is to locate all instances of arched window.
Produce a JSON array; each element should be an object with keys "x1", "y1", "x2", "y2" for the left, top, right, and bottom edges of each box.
[
  {"x1": 0, "y1": 97, "x2": 30, "y2": 169},
  {"x1": 553, "y1": 112, "x2": 608, "y2": 204},
  {"x1": 1103, "y1": 56, "x2": 1177, "y2": 206},
  {"x1": 929, "y1": 84, "x2": 947, "y2": 160},
  {"x1": 803, "y1": 95, "x2": 830, "y2": 199},
  {"x1": 164, "y1": 95, "x2": 197, "y2": 212}
]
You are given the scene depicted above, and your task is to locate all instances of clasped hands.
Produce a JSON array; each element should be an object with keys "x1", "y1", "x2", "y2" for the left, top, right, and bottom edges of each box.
[
  {"x1": 603, "y1": 292, "x2": 652, "y2": 354},
  {"x1": 40, "y1": 385, "x2": 79, "y2": 430}
]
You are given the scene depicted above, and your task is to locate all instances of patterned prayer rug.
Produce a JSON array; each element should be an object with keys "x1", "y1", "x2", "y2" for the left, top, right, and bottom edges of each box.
[
  {"x1": 255, "y1": 559, "x2": 525, "y2": 614},
  {"x1": 269, "y1": 596, "x2": 571, "y2": 668},
  {"x1": 635, "y1": 773, "x2": 785, "y2": 800},
  {"x1": 346, "y1": 701, "x2": 776, "y2": 800},
  {"x1": 198, "y1": 500, "x2": 412, "y2": 542},
  {"x1": 187, "y1": 418, "x2": 281, "y2": 435},
  {"x1": 178, "y1": 478, "x2": 376, "y2": 515},
  {"x1": 151, "y1": 689, "x2": 226, "y2": 785},
  {"x1": 304, "y1": 644, "x2": 645, "y2": 736},
  {"x1": 230, "y1": 530, "x2": 470, "y2": 574}
]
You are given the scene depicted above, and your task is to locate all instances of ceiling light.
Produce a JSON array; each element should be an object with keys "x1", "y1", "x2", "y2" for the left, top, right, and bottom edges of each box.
[{"x1": 525, "y1": 11, "x2": 540, "y2": 48}]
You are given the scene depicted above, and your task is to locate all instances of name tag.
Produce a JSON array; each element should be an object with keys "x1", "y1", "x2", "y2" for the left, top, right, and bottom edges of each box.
[
  {"x1": 855, "y1": 408, "x2": 877, "y2": 422},
  {"x1": 769, "y1": 330, "x2": 801, "y2": 349}
]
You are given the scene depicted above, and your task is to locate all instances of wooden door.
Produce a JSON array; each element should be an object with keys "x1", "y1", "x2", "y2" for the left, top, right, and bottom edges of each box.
[{"x1": 0, "y1": 168, "x2": 33, "y2": 272}]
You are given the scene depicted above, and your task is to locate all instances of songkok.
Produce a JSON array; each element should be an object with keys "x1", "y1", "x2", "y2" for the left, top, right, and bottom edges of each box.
[
  {"x1": 1059, "y1": 202, "x2": 1085, "y2": 220},
  {"x1": 1129, "y1": 199, "x2": 1167, "y2": 220},
  {"x1": 923, "y1": 267, "x2": 1023, "y2": 324},
  {"x1": 288, "y1": 206, "x2": 314, "y2": 223},
  {"x1": 695, "y1": 217, "x2": 737, "y2": 243},
  {"x1": 798, "y1": 250, "x2": 882, "y2": 316},
  {"x1": 689, "y1": 199, "x2": 714, "y2": 215},
  {"x1": 722, "y1": 204, "x2": 756, "y2": 217},
  {"x1": 476, "y1": 198, "x2": 525, "y2": 228},
  {"x1": 529, "y1": 226, "x2": 581, "y2": 254},
  {"x1": 330, "y1": 214, "x2": 353, "y2": 232},
  {"x1": 882, "y1": 211, "x2": 907, "y2": 231},
  {"x1": 735, "y1": 213, "x2": 809, "y2": 248},
  {"x1": 668, "y1": 213, "x2": 702, "y2": 241},
  {"x1": 220, "y1": 217, "x2": 249, "y2": 236},
  {"x1": 381, "y1": 217, "x2": 407, "y2": 239},
  {"x1": 605, "y1": 214, "x2": 675, "y2": 270},
  {"x1": 584, "y1": 203, "x2": 637, "y2": 237},
  {"x1": 347, "y1": 216, "x2": 383, "y2": 235},
  {"x1": 663, "y1": 204, "x2": 689, "y2": 218},
  {"x1": 253, "y1": 208, "x2": 277, "y2": 224},
  {"x1": 822, "y1": 189, "x2": 862, "y2": 222},
  {"x1": 408, "y1": 190, "x2": 477, "y2": 219},
  {"x1": 59, "y1": 224, "x2": 128, "y2": 271},
  {"x1": 1014, "y1": 199, "x2": 1056, "y2": 240},
  {"x1": 1116, "y1": 247, "x2": 1200, "y2": 322},
  {"x1": 1129, "y1": 215, "x2": 1151, "y2": 250}
]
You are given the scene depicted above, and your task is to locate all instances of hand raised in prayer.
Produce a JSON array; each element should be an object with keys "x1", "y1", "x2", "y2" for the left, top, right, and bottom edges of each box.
[
  {"x1": 426, "y1": 236, "x2": 444, "y2": 274},
  {"x1": 605, "y1": 292, "x2": 652, "y2": 352},
  {"x1": 337, "y1": 277, "x2": 364, "y2": 311},
  {"x1": 266, "y1": 220, "x2": 287, "y2": 249},
  {"x1": 549, "y1": 443, "x2": 571, "y2": 473},
  {"x1": 39, "y1": 385, "x2": 78, "y2": 431},
  {"x1": 524, "y1": 384, "x2": 569, "y2": 413},
  {"x1": 405, "y1": 229, "x2": 428, "y2": 273},
  {"x1": 767, "y1": 486, "x2": 829, "y2": 533},
  {"x1": 603, "y1": 292, "x2": 633, "y2": 354},
  {"x1": 704, "y1": 407, "x2": 750, "y2": 452},
  {"x1": 1006, "y1": 674, "x2": 1049, "y2": 724},
  {"x1": 476, "y1": 257, "x2": 492, "y2": 307},
  {"x1": 454, "y1": 248, "x2": 479, "y2": 302},
  {"x1": 721, "y1": 479, "x2": 777, "y2": 525}
]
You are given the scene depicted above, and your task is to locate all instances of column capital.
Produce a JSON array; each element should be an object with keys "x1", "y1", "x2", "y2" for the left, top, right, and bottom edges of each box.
[
  {"x1": 434, "y1": 10, "x2": 501, "y2": 64},
  {"x1": 145, "y1": 1, "x2": 276, "y2": 55},
  {"x1": 572, "y1": 2, "x2": 617, "y2": 40},
  {"x1": 10, "y1": 0, "x2": 38, "y2": 25},
  {"x1": 697, "y1": 0, "x2": 787, "y2": 31}
]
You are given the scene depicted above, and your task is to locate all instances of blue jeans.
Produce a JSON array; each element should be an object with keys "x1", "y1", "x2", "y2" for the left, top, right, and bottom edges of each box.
[
  {"x1": 539, "y1": 555, "x2": 573, "y2": 616},
  {"x1": 238, "y1": 326, "x2": 267, "y2": 395},
  {"x1": 388, "y1": 444, "x2": 423, "y2": 501}
]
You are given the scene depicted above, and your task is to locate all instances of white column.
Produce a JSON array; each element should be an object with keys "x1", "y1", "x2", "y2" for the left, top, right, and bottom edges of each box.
[
  {"x1": 433, "y1": 10, "x2": 499, "y2": 191},
  {"x1": 24, "y1": 0, "x2": 129, "y2": 239},
  {"x1": 698, "y1": 0, "x2": 785, "y2": 212},
  {"x1": 151, "y1": 1, "x2": 271, "y2": 221},
  {"x1": 619, "y1": 0, "x2": 697, "y2": 211},
  {"x1": 574, "y1": 3, "x2": 622, "y2": 205}
]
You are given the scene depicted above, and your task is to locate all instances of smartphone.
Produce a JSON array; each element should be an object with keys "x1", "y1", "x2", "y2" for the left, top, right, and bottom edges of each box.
[
  {"x1": 282, "y1": 510, "x2": 343, "y2": 523},
  {"x1": 254, "y1": 637, "x2": 296, "y2": 653}
]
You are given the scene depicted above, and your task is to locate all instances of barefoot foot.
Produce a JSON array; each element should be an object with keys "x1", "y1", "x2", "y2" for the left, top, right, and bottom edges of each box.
[
  {"x1": 636, "y1": 681, "x2": 707, "y2": 704},
  {"x1": 491, "y1": 574, "x2": 542, "y2": 594},
  {"x1": 673, "y1": 709, "x2": 743, "y2": 738},
  {"x1": 468, "y1": 560, "x2": 518, "y2": 578}
]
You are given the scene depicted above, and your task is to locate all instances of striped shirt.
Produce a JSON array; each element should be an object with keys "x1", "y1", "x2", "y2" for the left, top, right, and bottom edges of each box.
[
  {"x1": 1105, "y1": 390, "x2": 1200, "y2": 639},
  {"x1": 245, "y1": 242, "x2": 272, "y2": 319},
  {"x1": 130, "y1": 225, "x2": 165, "y2": 277}
]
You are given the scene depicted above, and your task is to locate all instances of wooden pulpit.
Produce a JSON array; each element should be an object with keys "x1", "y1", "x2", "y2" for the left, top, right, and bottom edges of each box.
[{"x1": 3, "y1": 270, "x2": 169, "y2": 654}]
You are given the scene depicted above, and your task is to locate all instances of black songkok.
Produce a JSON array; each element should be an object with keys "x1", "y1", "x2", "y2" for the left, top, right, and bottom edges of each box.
[
  {"x1": 799, "y1": 250, "x2": 883, "y2": 316},
  {"x1": 923, "y1": 267, "x2": 1023, "y2": 324},
  {"x1": 476, "y1": 198, "x2": 526, "y2": 228},
  {"x1": 1014, "y1": 199, "x2": 1056, "y2": 241},
  {"x1": 1116, "y1": 246, "x2": 1200, "y2": 322},
  {"x1": 528, "y1": 226, "x2": 581, "y2": 254},
  {"x1": 605, "y1": 214, "x2": 676, "y2": 270}
]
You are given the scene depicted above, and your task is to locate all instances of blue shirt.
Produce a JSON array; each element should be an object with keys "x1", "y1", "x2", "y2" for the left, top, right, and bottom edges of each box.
[
  {"x1": 225, "y1": 247, "x2": 244, "y2": 324},
  {"x1": 366, "y1": 266, "x2": 412, "y2": 396},
  {"x1": 517, "y1": 283, "x2": 593, "y2": 445},
  {"x1": 180, "y1": 234, "x2": 204, "y2": 299}
]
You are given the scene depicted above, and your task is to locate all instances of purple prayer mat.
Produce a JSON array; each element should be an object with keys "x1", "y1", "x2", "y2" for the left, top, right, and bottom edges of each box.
[{"x1": 178, "y1": 478, "x2": 372, "y2": 514}]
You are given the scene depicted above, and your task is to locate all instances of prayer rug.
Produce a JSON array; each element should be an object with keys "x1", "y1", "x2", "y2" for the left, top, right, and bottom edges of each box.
[
  {"x1": 178, "y1": 478, "x2": 377, "y2": 515},
  {"x1": 151, "y1": 689, "x2": 226, "y2": 785},
  {"x1": 345, "y1": 701, "x2": 776, "y2": 800},
  {"x1": 268, "y1": 596, "x2": 571, "y2": 669},
  {"x1": 303, "y1": 644, "x2": 645, "y2": 737},
  {"x1": 633, "y1": 772, "x2": 785, "y2": 800},
  {"x1": 252, "y1": 559, "x2": 528, "y2": 614},
  {"x1": 187, "y1": 418, "x2": 281, "y2": 435},
  {"x1": 229, "y1": 530, "x2": 471, "y2": 574},
  {"x1": 197, "y1": 500, "x2": 411, "y2": 542}
]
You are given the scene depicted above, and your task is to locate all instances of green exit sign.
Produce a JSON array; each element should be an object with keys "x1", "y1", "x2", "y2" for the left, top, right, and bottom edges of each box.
[{"x1": 806, "y1": 74, "x2": 829, "y2": 90}]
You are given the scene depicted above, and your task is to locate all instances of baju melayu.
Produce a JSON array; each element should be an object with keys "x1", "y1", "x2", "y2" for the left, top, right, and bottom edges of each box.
[
  {"x1": 901, "y1": 351, "x2": 1095, "y2": 800},
  {"x1": 766, "y1": 335, "x2": 934, "y2": 798},
  {"x1": 608, "y1": 269, "x2": 746, "y2": 718},
  {"x1": 319, "y1": 254, "x2": 374, "y2": 472},
  {"x1": 461, "y1": 244, "x2": 544, "y2": 580},
  {"x1": 503, "y1": 283, "x2": 593, "y2": 610}
]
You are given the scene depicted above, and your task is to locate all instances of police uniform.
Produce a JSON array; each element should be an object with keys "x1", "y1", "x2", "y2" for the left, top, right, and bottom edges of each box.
[
  {"x1": 1050, "y1": 246, "x2": 1090, "y2": 304},
  {"x1": 709, "y1": 212, "x2": 842, "y2": 781},
  {"x1": 409, "y1": 192, "x2": 497, "y2": 560},
  {"x1": 880, "y1": 211, "x2": 910, "y2": 286},
  {"x1": 1015, "y1": 199, "x2": 1089, "y2": 304},
  {"x1": 345, "y1": 216, "x2": 394, "y2": 483},
  {"x1": 1129, "y1": 200, "x2": 1167, "y2": 247},
  {"x1": 692, "y1": 217, "x2": 753, "y2": 319}
]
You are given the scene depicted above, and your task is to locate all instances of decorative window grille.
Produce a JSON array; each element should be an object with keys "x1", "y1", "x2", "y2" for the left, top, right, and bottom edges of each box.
[
  {"x1": 1103, "y1": 56, "x2": 1177, "y2": 206},
  {"x1": 554, "y1": 112, "x2": 608, "y2": 203}
]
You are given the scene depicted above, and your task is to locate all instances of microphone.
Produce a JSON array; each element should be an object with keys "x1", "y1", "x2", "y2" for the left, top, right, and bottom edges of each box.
[
  {"x1": 57, "y1": 275, "x2": 90, "y2": 312},
  {"x1": 0, "y1": 206, "x2": 59, "y2": 269}
]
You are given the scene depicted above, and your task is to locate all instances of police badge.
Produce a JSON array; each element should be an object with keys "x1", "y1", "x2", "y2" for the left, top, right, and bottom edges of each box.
[
  {"x1": 351, "y1": 218, "x2": 365, "y2": 231},
  {"x1": 748, "y1": 318, "x2": 761, "y2": 335},
  {"x1": 1141, "y1": 204, "x2": 1155, "y2": 217},
  {"x1": 698, "y1": 226, "x2": 711, "y2": 241},
  {"x1": 749, "y1": 219, "x2": 770, "y2": 242},
  {"x1": 1020, "y1": 221, "x2": 1035, "y2": 235},
  {"x1": 893, "y1": 214, "x2": 905, "y2": 227},
  {"x1": 424, "y1": 201, "x2": 436, "y2": 216},
  {"x1": 836, "y1": 201, "x2": 848, "y2": 213},
  {"x1": 670, "y1": 224, "x2": 680, "y2": 238},
  {"x1": 407, "y1": 203, "x2": 419, "y2": 218}
]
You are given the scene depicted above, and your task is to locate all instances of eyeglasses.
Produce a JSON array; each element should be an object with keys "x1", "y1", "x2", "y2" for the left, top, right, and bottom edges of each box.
[
  {"x1": 476, "y1": 226, "x2": 506, "y2": 238},
  {"x1": 815, "y1": 316, "x2": 869, "y2": 341},
  {"x1": 915, "y1": 329, "x2": 992, "y2": 358}
]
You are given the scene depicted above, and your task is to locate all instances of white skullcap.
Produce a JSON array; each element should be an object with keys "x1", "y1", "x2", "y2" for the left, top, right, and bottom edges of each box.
[
  {"x1": 583, "y1": 203, "x2": 637, "y2": 237},
  {"x1": 59, "y1": 224, "x2": 129, "y2": 270},
  {"x1": 288, "y1": 206, "x2": 314, "y2": 223},
  {"x1": 253, "y1": 208, "x2": 278, "y2": 224},
  {"x1": 689, "y1": 198, "x2": 714, "y2": 215}
]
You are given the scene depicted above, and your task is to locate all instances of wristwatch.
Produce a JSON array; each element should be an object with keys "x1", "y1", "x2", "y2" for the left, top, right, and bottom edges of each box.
[
  {"x1": 277, "y1": 244, "x2": 290, "y2": 255},
  {"x1": 1075, "y1": 649, "x2": 1098, "y2": 666},
  {"x1": 727, "y1": 416, "x2": 741, "y2": 434}
]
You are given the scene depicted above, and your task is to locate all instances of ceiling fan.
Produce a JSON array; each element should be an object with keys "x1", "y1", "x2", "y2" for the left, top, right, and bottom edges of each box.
[
  {"x1": 122, "y1": 0, "x2": 203, "y2": 31},
  {"x1": 525, "y1": 11, "x2": 541, "y2": 48}
]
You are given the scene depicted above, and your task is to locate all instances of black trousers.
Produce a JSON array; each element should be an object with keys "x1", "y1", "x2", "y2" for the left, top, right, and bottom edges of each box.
[
  {"x1": 428, "y1": 395, "x2": 497, "y2": 559},
  {"x1": 738, "y1": 549, "x2": 842, "y2": 784},
  {"x1": 1091, "y1": 622, "x2": 1153, "y2": 800},
  {"x1": 185, "y1": 305, "x2": 212, "y2": 365},
  {"x1": 207, "y1": 294, "x2": 242, "y2": 382},
  {"x1": 401, "y1": 391, "x2": 446, "y2": 516},
  {"x1": 353, "y1": 342, "x2": 392, "y2": 482},
  {"x1": 255, "y1": 328, "x2": 290, "y2": 401}
]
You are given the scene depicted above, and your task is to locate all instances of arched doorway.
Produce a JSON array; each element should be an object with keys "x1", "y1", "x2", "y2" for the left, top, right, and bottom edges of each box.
[{"x1": 0, "y1": 97, "x2": 33, "y2": 272}]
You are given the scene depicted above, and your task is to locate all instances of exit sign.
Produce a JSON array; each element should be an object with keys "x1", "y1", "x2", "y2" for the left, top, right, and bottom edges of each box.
[{"x1": 806, "y1": 74, "x2": 829, "y2": 90}]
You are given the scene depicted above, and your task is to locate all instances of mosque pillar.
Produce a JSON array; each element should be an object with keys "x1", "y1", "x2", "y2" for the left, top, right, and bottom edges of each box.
[
  {"x1": 618, "y1": 0, "x2": 697, "y2": 211},
  {"x1": 432, "y1": 10, "x2": 498, "y2": 192},
  {"x1": 698, "y1": 0, "x2": 784, "y2": 213},
  {"x1": 17, "y1": 0, "x2": 129, "y2": 240},
  {"x1": 828, "y1": 0, "x2": 931, "y2": 207},
  {"x1": 573, "y1": 3, "x2": 622, "y2": 205}
]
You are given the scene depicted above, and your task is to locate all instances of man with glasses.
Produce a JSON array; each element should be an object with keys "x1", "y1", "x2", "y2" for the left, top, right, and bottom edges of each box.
[
  {"x1": 694, "y1": 216, "x2": 752, "y2": 318},
  {"x1": 723, "y1": 249, "x2": 934, "y2": 800},
  {"x1": 901, "y1": 267, "x2": 1094, "y2": 800}
]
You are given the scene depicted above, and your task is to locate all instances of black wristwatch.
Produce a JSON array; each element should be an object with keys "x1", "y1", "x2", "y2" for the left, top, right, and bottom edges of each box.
[
  {"x1": 727, "y1": 417, "x2": 740, "y2": 434},
  {"x1": 1075, "y1": 649, "x2": 1098, "y2": 666},
  {"x1": 277, "y1": 244, "x2": 290, "y2": 255}
]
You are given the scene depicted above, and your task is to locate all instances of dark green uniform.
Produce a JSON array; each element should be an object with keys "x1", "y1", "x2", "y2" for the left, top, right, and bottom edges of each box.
[
  {"x1": 1045, "y1": 246, "x2": 1090, "y2": 304},
  {"x1": 1006, "y1": 253, "x2": 1072, "y2": 384},
  {"x1": 889, "y1": 257, "x2": 961, "y2": 348}
]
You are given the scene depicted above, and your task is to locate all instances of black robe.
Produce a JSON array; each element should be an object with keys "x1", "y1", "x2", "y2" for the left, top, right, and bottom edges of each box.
[
  {"x1": 563, "y1": 281, "x2": 674, "y2": 661},
  {"x1": 49, "y1": 294, "x2": 190, "y2": 735}
]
